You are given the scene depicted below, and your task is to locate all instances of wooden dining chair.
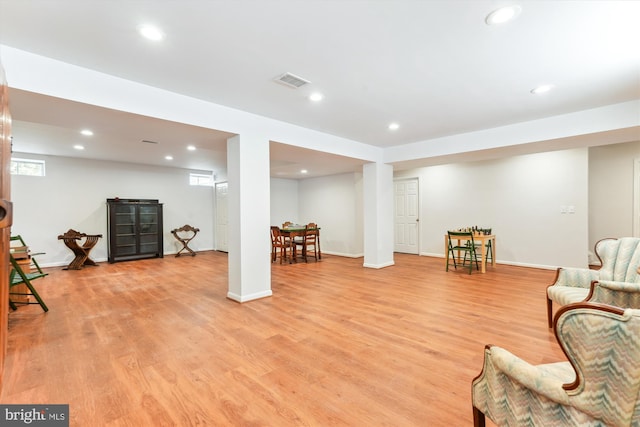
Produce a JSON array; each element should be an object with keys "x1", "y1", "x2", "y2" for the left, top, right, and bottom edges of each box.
[
  {"x1": 271, "y1": 226, "x2": 293, "y2": 264},
  {"x1": 294, "y1": 223, "x2": 319, "y2": 262}
]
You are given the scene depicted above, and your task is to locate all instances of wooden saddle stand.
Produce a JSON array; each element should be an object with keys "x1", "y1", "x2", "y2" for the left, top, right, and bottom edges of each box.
[
  {"x1": 171, "y1": 224, "x2": 199, "y2": 257},
  {"x1": 57, "y1": 229, "x2": 103, "y2": 270}
]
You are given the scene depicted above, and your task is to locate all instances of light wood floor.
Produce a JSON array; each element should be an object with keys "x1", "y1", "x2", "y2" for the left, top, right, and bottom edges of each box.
[{"x1": 1, "y1": 251, "x2": 564, "y2": 426}]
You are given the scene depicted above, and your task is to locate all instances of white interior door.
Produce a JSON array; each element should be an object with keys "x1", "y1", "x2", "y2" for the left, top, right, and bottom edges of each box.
[
  {"x1": 394, "y1": 178, "x2": 419, "y2": 254},
  {"x1": 215, "y1": 182, "x2": 228, "y2": 252}
]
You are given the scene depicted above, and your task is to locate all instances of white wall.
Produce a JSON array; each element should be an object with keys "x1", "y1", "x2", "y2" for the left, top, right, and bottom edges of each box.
[
  {"x1": 271, "y1": 173, "x2": 364, "y2": 257},
  {"x1": 13, "y1": 155, "x2": 366, "y2": 268},
  {"x1": 395, "y1": 148, "x2": 590, "y2": 269},
  {"x1": 589, "y1": 140, "x2": 640, "y2": 248},
  {"x1": 298, "y1": 172, "x2": 364, "y2": 257},
  {"x1": 270, "y1": 178, "x2": 299, "y2": 227},
  {"x1": 11, "y1": 153, "x2": 215, "y2": 267},
  {"x1": 16, "y1": 142, "x2": 638, "y2": 270}
]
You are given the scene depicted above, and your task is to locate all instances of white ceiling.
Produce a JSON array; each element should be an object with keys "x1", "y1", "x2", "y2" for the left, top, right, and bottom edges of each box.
[{"x1": 1, "y1": 0, "x2": 639, "y2": 177}]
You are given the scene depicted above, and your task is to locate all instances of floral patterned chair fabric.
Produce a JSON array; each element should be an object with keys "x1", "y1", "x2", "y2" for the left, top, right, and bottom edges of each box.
[
  {"x1": 546, "y1": 237, "x2": 640, "y2": 327},
  {"x1": 472, "y1": 302, "x2": 640, "y2": 427}
]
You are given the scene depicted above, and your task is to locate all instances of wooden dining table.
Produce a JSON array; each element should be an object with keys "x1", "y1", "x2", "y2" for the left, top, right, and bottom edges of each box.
[
  {"x1": 280, "y1": 226, "x2": 322, "y2": 262},
  {"x1": 444, "y1": 233, "x2": 495, "y2": 273}
]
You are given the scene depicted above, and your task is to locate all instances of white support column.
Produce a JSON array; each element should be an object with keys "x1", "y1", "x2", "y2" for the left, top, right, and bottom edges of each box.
[
  {"x1": 226, "y1": 134, "x2": 272, "y2": 302},
  {"x1": 363, "y1": 162, "x2": 394, "y2": 268}
]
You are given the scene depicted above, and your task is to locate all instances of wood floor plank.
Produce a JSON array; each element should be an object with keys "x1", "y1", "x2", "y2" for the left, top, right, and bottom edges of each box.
[{"x1": 1, "y1": 251, "x2": 562, "y2": 426}]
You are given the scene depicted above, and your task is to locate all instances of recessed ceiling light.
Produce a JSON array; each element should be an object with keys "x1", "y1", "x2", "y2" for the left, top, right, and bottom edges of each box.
[
  {"x1": 139, "y1": 25, "x2": 165, "y2": 41},
  {"x1": 165, "y1": 155, "x2": 173, "y2": 160},
  {"x1": 485, "y1": 5, "x2": 522, "y2": 25},
  {"x1": 187, "y1": 145, "x2": 196, "y2": 151},
  {"x1": 388, "y1": 123, "x2": 400, "y2": 131},
  {"x1": 80, "y1": 129, "x2": 93, "y2": 136},
  {"x1": 73, "y1": 145, "x2": 85, "y2": 150},
  {"x1": 309, "y1": 93, "x2": 324, "y2": 102},
  {"x1": 530, "y1": 84, "x2": 554, "y2": 94},
  {"x1": 300, "y1": 169, "x2": 308, "y2": 174}
]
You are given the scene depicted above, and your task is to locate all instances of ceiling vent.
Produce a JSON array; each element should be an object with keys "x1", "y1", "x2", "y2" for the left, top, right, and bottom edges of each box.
[
  {"x1": 142, "y1": 139, "x2": 159, "y2": 144},
  {"x1": 274, "y1": 72, "x2": 310, "y2": 89}
]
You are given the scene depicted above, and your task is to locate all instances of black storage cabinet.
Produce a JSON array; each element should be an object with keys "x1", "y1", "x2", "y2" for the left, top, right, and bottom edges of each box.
[{"x1": 107, "y1": 198, "x2": 164, "y2": 263}]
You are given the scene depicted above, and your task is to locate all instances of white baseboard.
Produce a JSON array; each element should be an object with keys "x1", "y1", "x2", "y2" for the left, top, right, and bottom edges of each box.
[
  {"x1": 363, "y1": 260, "x2": 395, "y2": 269},
  {"x1": 227, "y1": 290, "x2": 273, "y2": 303},
  {"x1": 420, "y1": 252, "x2": 558, "y2": 271},
  {"x1": 321, "y1": 250, "x2": 364, "y2": 258}
]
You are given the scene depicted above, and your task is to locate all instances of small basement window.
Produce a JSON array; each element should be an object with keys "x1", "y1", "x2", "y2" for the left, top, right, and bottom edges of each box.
[
  {"x1": 10, "y1": 158, "x2": 46, "y2": 176},
  {"x1": 189, "y1": 173, "x2": 214, "y2": 187}
]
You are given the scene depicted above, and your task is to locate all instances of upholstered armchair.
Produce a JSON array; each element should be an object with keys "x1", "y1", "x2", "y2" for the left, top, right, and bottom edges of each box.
[
  {"x1": 546, "y1": 237, "x2": 640, "y2": 327},
  {"x1": 472, "y1": 302, "x2": 640, "y2": 427}
]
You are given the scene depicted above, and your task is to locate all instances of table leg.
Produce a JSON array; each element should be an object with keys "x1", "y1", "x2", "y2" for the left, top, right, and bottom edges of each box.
[
  {"x1": 480, "y1": 239, "x2": 487, "y2": 273},
  {"x1": 491, "y1": 237, "x2": 496, "y2": 267},
  {"x1": 302, "y1": 238, "x2": 307, "y2": 262},
  {"x1": 444, "y1": 235, "x2": 448, "y2": 269},
  {"x1": 289, "y1": 238, "x2": 295, "y2": 264}
]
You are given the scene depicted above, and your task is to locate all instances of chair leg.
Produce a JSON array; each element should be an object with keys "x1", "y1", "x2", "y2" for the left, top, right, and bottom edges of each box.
[
  {"x1": 25, "y1": 281, "x2": 48, "y2": 312},
  {"x1": 470, "y1": 250, "x2": 480, "y2": 272},
  {"x1": 462, "y1": 250, "x2": 479, "y2": 271},
  {"x1": 304, "y1": 241, "x2": 318, "y2": 262},
  {"x1": 9, "y1": 281, "x2": 49, "y2": 312},
  {"x1": 463, "y1": 249, "x2": 475, "y2": 274},
  {"x1": 474, "y1": 243, "x2": 493, "y2": 264},
  {"x1": 10, "y1": 258, "x2": 49, "y2": 312},
  {"x1": 446, "y1": 245, "x2": 458, "y2": 271},
  {"x1": 473, "y1": 406, "x2": 486, "y2": 427},
  {"x1": 547, "y1": 297, "x2": 553, "y2": 328}
]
